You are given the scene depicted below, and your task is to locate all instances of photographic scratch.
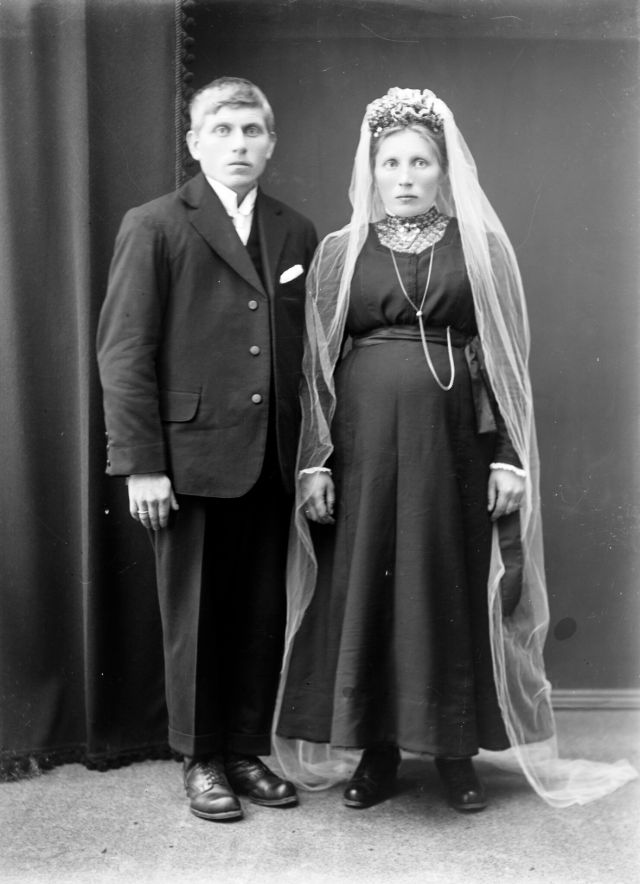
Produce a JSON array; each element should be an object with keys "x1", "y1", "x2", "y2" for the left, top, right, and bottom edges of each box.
[
  {"x1": 508, "y1": 45, "x2": 526, "y2": 74},
  {"x1": 558, "y1": 485, "x2": 587, "y2": 509},
  {"x1": 360, "y1": 23, "x2": 419, "y2": 44},
  {"x1": 514, "y1": 187, "x2": 542, "y2": 250},
  {"x1": 491, "y1": 16, "x2": 525, "y2": 22},
  {"x1": 34, "y1": 516, "x2": 68, "y2": 546}
]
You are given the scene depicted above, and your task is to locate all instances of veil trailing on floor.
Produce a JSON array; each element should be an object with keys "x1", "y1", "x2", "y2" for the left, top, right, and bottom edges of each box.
[{"x1": 273, "y1": 88, "x2": 637, "y2": 806}]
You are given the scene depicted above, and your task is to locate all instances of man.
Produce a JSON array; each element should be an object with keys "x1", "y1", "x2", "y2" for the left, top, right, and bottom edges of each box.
[{"x1": 97, "y1": 78, "x2": 317, "y2": 821}]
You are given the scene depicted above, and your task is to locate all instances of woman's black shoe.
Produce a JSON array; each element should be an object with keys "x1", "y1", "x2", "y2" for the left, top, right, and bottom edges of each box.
[
  {"x1": 435, "y1": 757, "x2": 487, "y2": 812},
  {"x1": 343, "y1": 746, "x2": 401, "y2": 808}
]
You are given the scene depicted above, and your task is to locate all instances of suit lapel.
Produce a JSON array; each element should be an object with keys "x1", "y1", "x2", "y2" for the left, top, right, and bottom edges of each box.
[
  {"x1": 256, "y1": 191, "x2": 287, "y2": 299},
  {"x1": 181, "y1": 173, "x2": 266, "y2": 295}
]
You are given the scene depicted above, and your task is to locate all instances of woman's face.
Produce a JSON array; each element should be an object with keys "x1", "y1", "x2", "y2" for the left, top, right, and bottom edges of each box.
[{"x1": 373, "y1": 128, "x2": 443, "y2": 217}]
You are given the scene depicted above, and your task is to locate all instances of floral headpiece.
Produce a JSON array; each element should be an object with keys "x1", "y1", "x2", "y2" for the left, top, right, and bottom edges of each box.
[{"x1": 366, "y1": 87, "x2": 445, "y2": 138}]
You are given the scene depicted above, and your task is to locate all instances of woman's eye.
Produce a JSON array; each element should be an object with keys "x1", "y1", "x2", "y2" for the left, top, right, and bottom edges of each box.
[
  {"x1": 214, "y1": 125, "x2": 230, "y2": 136},
  {"x1": 245, "y1": 126, "x2": 261, "y2": 136}
]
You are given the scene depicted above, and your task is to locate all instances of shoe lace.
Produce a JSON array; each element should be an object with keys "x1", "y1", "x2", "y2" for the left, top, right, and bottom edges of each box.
[
  {"x1": 189, "y1": 758, "x2": 226, "y2": 788},
  {"x1": 227, "y1": 756, "x2": 268, "y2": 781}
]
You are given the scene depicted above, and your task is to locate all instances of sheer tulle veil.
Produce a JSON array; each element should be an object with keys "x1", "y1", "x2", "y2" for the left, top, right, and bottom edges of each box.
[{"x1": 273, "y1": 88, "x2": 637, "y2": 806}]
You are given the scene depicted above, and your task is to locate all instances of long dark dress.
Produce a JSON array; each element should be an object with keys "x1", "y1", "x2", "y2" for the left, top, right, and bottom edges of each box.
[{"x1": 278, "y1": 220, "x2": 517, "y2": 757}]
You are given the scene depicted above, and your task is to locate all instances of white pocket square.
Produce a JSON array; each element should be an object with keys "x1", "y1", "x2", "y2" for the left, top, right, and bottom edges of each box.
[{"x1": 279, "y1": 264, "x2": 304, "y2": 284}]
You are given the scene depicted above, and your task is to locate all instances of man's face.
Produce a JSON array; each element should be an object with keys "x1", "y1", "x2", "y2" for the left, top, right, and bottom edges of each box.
[{"x1": 187, "y1": 105, "x2": 275, "y2": 200}]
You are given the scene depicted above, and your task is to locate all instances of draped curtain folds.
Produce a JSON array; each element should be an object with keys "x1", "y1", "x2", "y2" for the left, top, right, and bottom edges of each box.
[{"x1": 0, "y1": 0, "x2": 176, "y2": 776}]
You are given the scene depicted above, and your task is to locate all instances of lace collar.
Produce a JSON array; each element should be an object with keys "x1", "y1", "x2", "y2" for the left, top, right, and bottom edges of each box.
[{"x1": 375, "y1": 206, "x2": 449, "y2": 253}]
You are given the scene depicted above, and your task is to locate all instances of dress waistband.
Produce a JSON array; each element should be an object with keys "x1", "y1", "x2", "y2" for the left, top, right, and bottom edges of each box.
[
  {"x1": 352, "y1": 325, "x2": 470, "y2": 348},
  {"x1": 350, "y1": 325, "x2": 497, "y2": 434}
]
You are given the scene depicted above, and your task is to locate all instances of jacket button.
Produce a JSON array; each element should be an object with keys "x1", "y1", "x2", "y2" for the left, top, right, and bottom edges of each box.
[
  {"x1": 248, "y1": 300, "x2": 259, "y2": 310},
  {"x1": 251, "y1": 393, "x2": 263, "y2": 404},
  {"x1": 249, "y1": 345, "x2": 261, "y2": 356}
]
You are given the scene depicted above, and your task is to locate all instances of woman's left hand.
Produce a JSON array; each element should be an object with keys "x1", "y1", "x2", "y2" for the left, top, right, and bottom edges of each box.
[{"x1": 487, "y1": 469, "x2": 524, "y2": 521}]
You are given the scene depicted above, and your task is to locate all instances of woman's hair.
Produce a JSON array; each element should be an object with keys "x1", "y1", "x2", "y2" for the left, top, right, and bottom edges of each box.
[
  {"x1": 370, "y1": 123, "x2": 448, "y2": 174},
  {"x1": 189, "y1": 76, "x2": 275, "y2": 134}
]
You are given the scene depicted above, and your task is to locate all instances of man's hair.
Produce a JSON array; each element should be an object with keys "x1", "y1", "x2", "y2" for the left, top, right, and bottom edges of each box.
[{"x1": 189, "y1": 77, "x2": 275, "y2": 134}]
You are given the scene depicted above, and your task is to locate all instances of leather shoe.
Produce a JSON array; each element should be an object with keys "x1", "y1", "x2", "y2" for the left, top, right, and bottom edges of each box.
[
  {"x1": 183, "y1": 756, "x2": 243, "y2": 821},
  {"x1": 343, "y1": 746, "x2": 401, "y2": 808},
  {"x1": 435, "y1": 757, "x2": 487, "y2": 812},
  {"x1": 225, "y1": 754, "x2": 298, "y2": 807}
]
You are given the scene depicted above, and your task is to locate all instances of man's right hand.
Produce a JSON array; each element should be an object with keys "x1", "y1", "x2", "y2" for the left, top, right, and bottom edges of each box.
[{"x1": 127, "y1": 473, "x2": 179, "y2": 531}]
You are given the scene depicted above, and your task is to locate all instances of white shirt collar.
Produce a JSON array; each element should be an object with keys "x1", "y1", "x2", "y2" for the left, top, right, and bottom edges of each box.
[{"x1": 206, "y1": 177, "x2": 257, "y2": 218}]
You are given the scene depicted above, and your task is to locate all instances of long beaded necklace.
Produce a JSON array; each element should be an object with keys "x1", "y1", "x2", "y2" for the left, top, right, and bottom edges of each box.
[{"x1": 388, "y1": 245, "x2": 455, "y2": 391}]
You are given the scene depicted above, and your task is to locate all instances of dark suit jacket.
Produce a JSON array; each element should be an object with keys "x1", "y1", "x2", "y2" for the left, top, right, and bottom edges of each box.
[{"x1": 97, "y1": 172, "x2": 317, "y2": 497}]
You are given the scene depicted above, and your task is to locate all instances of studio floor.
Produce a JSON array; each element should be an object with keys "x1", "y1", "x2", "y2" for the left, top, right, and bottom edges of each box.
[{"x1": 1, "y1": 710, "x2": 638, "y2": 884}]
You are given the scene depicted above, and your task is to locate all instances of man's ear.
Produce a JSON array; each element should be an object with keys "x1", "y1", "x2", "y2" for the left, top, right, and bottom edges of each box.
[
  {"x1": 186, "y1": 129, "x2": 200, "y2": 161},
  {"x1": 266, "y1": 133, "x2": 277, "y2": 160}
]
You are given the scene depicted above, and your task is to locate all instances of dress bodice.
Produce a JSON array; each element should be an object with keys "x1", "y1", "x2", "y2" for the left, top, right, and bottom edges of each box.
[{"x1": 347, "y1": 218, "x2": 477, "y2": 336}]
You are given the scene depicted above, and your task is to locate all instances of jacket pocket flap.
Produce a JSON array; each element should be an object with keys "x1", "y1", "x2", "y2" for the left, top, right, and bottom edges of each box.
[{"x1": 159, "y1": 389, "x2": 200, "y2": 422}]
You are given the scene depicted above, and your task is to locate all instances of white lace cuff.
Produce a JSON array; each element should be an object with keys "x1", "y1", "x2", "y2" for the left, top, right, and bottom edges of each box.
[
  {"x1": 490, "y1": 462, "x2": 526, "y2": 478},
  {"x1": 298, "y1": 467, "x2": 333, "y2": 478}
]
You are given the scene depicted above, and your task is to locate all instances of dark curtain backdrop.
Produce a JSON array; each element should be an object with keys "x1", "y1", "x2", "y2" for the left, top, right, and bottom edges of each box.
[
  {"x1": 1, "y1": 0, "x2": 638, "y2": 777},
  {"x1": 0, "y1": 0, "x2": 177, "y2": 775}
]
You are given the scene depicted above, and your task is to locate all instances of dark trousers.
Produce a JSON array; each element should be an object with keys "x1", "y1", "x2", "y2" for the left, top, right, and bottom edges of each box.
[{"x1": 152, "y1": 447, "x2": 292, "y2": 758}]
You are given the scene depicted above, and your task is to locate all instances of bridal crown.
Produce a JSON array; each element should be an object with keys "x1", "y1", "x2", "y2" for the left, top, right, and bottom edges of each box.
[{"x1": 366, "y1": 87, "x2": 446, "y2": 138}]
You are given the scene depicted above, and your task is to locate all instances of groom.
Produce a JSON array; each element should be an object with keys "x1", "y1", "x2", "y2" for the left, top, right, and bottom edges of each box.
[{"x1": 97, "y1": 77, "x2": 317, "y2": 820}]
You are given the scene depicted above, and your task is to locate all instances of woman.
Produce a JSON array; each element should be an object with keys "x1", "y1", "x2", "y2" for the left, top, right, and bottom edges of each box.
[{"x1": 275, "y1": 88, "x2": 636, "y2": 810}]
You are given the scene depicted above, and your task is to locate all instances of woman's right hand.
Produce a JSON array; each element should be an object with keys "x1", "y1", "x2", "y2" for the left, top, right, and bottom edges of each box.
[{"x1": 301, "y1": 472, "x2": 336, "y2": 524}]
